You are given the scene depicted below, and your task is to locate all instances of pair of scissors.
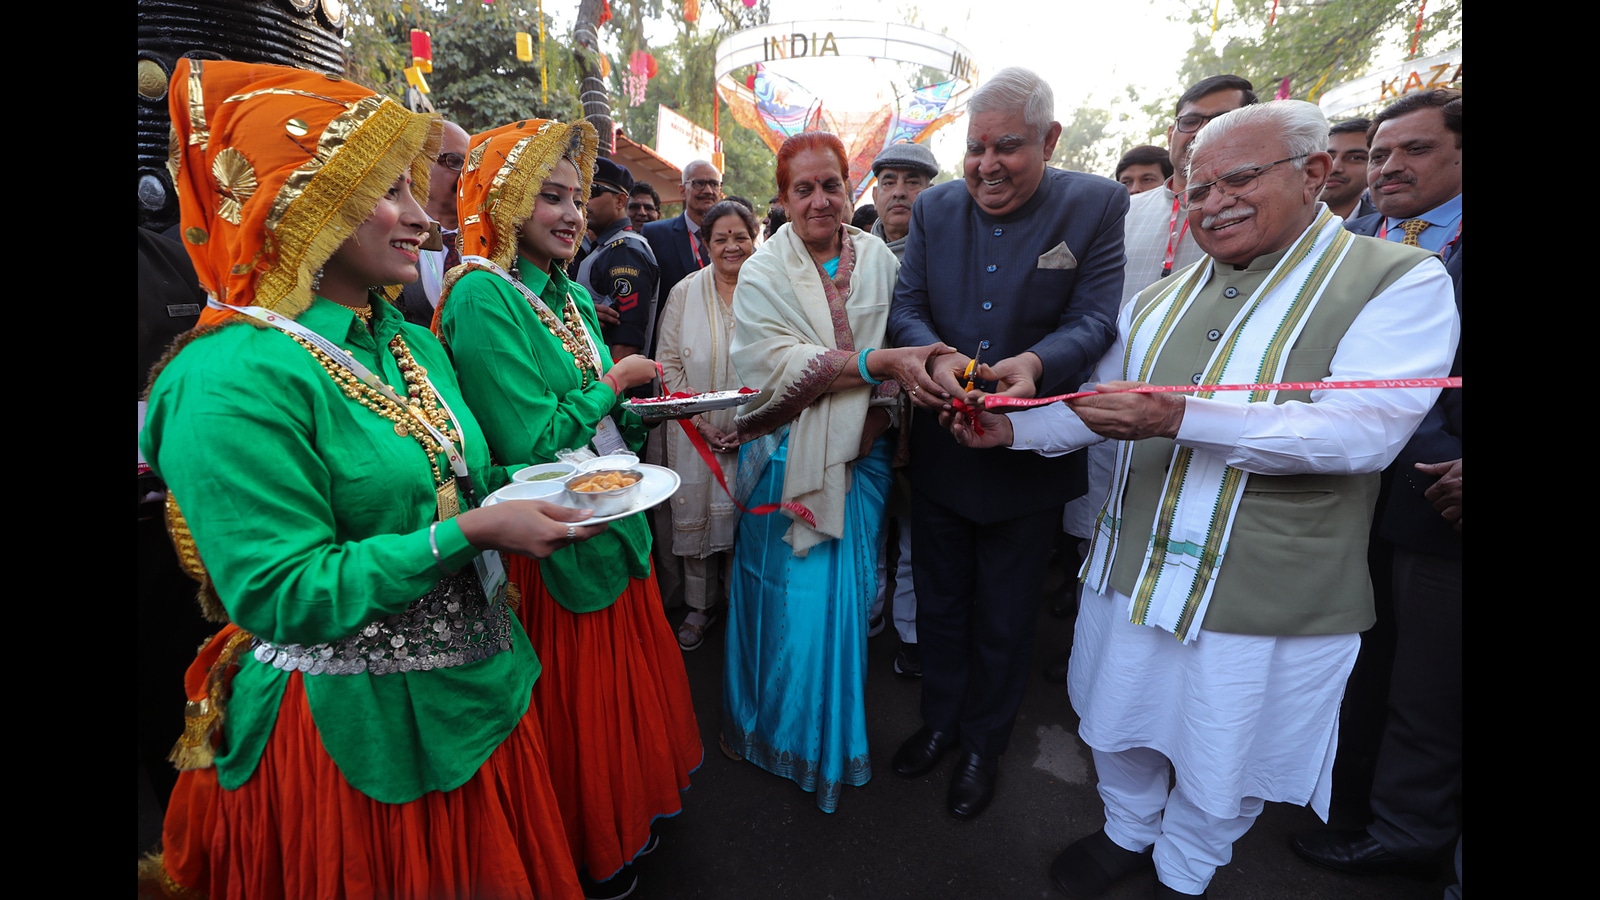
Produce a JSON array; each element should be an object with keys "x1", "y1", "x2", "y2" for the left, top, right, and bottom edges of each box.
[{"x1": 962, "y1": 344, "x2": 984, "y2": 393}]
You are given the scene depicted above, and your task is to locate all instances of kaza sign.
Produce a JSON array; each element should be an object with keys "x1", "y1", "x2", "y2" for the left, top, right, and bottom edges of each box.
[{"x1": 1319, "y1": 50, "x2": 1463, "y2": 117}]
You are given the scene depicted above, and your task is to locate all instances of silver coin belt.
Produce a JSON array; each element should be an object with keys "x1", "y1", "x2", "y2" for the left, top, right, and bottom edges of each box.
[{"x1": 250, "y1": 570, "x2": 513, "y2": 676}]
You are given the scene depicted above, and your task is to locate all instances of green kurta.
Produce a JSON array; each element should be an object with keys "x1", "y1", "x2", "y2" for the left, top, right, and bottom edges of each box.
[
  {"x1": 141, "y1": 296, "x2": 537, "y2": 804},
  {"x1": 439, "y1": 258, "x2": 651, "y2": 612}
]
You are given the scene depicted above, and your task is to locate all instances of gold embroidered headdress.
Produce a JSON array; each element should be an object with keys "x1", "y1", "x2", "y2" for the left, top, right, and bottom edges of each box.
[
  {"x1": 439, "y1": 118, "x2": 598, "y2": 307},
  {"x1": 167, "y1": 58, "x2": 442, "y2": 328}
]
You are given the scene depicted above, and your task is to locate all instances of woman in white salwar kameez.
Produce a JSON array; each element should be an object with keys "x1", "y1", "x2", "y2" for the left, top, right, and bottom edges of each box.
[{"x1": 656, "y1": 200, "x2": 758, "y2": 650}]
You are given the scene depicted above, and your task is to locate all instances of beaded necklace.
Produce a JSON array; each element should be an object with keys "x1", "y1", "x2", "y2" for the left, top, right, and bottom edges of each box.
[
  {"x1": 528, "y1": 293, "x2": 601, "y2": 387},
  {"x1": 209, "y1": 297, "x2": 477, "y2": 521},
  {"x1": 464, "y1": 257, "x2": 603, "y2": 388},
  {"x1": 289, "y1": 332, "x2": 461, "y2": 486}
]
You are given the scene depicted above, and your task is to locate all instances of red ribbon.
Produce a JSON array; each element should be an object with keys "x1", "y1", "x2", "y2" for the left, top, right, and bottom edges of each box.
[
  {"x1": 983, "y1": 376, "x2": 1462, "y2": 411},
  {"x1": 674, "y1": 419, "x2": 816, "y2": 527},
  {"x1": 948, "y1": 398, "x2": 985, "y2": 436}
]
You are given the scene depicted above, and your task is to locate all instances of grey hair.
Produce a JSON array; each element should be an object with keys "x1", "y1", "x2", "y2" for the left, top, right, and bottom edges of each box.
[
  {"x1": 1187, "y1": 100, "x2": 1329, "y2": 180},
  {"x1": 682, "y1": 159, "x2": 721, "y2": 182},
  {"x1": 967, "y1": 67, "x2": 1055, "y2": 142}
]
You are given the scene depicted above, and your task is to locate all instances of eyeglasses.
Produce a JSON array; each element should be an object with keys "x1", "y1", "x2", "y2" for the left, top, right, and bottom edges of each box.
[
  {"x1": 1173, "y1": 111, "x2": 1232, "y2": 134},
  {"x1": 684, "y1": 178, "x2": 722, "y2": 192},
  {"x1": 627, "y1": 200, "x2": 657, "y2": 213},
  {"x1": 436, "y1": 152, "x2": 465, "y2": 172},
  {"x1": 591, "y1": 183, "x2": 624, "y2": 198},
  {"x1": 1180, "y1": 155, "x2": 1307, "y2": 209}
]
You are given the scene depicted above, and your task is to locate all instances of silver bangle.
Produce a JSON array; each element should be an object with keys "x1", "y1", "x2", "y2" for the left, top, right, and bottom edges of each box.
[{"x1": 428, "y1": 522, "x2": 452, "y2": 575}]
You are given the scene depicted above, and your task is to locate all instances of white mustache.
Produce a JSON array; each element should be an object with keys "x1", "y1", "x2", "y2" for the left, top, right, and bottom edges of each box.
[{"x1": 1202, "y1": 205, "x2": 1254, "y2": 230}]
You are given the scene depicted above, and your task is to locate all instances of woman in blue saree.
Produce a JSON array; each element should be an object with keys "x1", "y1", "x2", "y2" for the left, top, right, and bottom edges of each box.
[{"x1": 721, "y1": 132, "x2": 947, "y2": 812}]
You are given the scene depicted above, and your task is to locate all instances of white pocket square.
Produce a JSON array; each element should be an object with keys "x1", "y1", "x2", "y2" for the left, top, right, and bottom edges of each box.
[{"x1": 1037, "y1": 242, "x2": 1078, "y2": 270}]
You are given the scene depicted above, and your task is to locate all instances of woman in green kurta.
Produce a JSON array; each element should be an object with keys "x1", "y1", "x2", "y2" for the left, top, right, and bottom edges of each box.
[
  {"x1": 435, "y1": 118, "x2": 702, "y2": 900},
  {"x1": 139, "y1": 60, "x2": 598, "y2": 900}
]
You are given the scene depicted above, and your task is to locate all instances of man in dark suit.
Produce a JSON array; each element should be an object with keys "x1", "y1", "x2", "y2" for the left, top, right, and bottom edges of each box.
[
  {"x1": 643, "y1": 159, "x2": 723, "y2": 304},
  {"x1": 1293, "y1": 88, "x2": 1462, "y2": 882},
  {"x1": 887, "y1": 66, "x2": 1127, "y2": 820}
]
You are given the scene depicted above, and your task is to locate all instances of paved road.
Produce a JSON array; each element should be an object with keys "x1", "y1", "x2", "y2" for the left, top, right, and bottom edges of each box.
[
  {"x1": 639, "y1": 568, "x2": 1456, "y2": 900},
  {"x1": 138, "y1": 566, "x2": 1457, "y2": 899}
]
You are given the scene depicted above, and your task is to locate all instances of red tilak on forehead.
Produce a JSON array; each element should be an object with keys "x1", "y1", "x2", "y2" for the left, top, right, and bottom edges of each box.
[{"x1": 981, "y1": 133, "x2": 989, "y2": 142}]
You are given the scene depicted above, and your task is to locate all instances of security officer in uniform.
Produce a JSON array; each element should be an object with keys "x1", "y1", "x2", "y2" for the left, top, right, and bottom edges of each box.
[{"x1": 577, "y1": 158, "x2": 661, "y2": 362}]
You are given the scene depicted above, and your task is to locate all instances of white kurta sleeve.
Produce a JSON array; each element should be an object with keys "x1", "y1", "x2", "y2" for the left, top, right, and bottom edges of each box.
[{"x1": 1007, "y1": 298, "x2": 1136, "y2": 456}]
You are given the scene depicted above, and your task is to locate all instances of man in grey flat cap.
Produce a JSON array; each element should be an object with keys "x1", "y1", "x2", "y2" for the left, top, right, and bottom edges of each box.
[
  {"x1": 866, "y1": 141, "x2": 941, "y2": 680},
  {"x1": 870, "y1": 142, "x2": 940, "y2": 260}
]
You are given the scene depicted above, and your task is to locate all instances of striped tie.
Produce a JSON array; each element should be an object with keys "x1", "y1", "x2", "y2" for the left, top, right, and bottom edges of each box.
[
  {"x1": 443, "y1": 231, "x2": 461, "y2": 269},
  {"x1": 1400, "y1": 219, "x2": 1430, "y2": 247}
]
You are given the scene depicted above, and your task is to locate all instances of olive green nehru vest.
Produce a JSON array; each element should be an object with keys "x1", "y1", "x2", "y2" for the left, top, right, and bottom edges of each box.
[{"x1": 1108, "y1": 237, "x2": 1435, "y2": 636}]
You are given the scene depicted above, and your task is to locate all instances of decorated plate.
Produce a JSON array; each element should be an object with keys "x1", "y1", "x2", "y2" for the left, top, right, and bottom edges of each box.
[
  {"x1": 483, "y1": 463, "x2": 681, "y2": 526},
  {"x1": 623, "y1": 388, "x2": 761, "y2": 419}
]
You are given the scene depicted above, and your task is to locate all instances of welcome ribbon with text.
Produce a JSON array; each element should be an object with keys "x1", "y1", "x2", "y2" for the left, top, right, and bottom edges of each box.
[{"x1": 982, "y1": 376, "x2": 1463, "y2": 411}]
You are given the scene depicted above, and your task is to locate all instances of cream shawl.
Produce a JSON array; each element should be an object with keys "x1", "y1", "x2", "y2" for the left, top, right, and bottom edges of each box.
[{"x1": 730, "y1": 223, "x2": 899, "y2": 556}]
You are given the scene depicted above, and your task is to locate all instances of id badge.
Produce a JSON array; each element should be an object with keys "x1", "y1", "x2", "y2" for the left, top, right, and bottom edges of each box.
[
  {"x1": 474, "y1": 549, "x2": 508, "y2": 605},
  {"x1": 591, "y1": 416, "x2": 626, "y2": 456}
]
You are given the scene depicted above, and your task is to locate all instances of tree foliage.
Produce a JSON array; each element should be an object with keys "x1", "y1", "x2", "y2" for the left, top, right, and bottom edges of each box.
[
  {"x1": 342, "y1": 0, "x2": 407, "y2": 95},
  {"x1": 609, "y1": 0, "x2": 777, "y2": 202},
  {"x1": 342, "y1": 1, "x2": 583, "y2": 131},
  {"x1": 339, "y1": 1, "x2": 778, "y2": 197},
  {"x1": 1152, "y1": 0, "x2": 1462, "y2": 119},
  {"x1": 1051, "y1": 101, "x2": 1116, "y2": 176}
]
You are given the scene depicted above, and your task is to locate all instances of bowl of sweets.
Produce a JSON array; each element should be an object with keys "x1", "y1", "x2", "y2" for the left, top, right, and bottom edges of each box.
[{"x1": 563, "y1": 467, "x2": 645, "y2": 516}]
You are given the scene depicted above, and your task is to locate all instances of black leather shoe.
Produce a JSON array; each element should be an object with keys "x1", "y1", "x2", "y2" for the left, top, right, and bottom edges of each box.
[
  {"x1": 1050, "y1": 828, "x2": 1153, "y2": 899},
  {"x1": 1154, "y1": 884, "x2": 1206, "y2": 899},
  {"x1": 1042, "y1": 649, "x2": 1072, "y2": 684},
  {"x1": 947, "y1": 752, "x2": 996, "y2": 820},
  {"x1": 1290, "y1": 829, "x2": 1437, "y2": 879},
  {"x1": 892, "y1": 726, "x2": 956, "y2": 778}
]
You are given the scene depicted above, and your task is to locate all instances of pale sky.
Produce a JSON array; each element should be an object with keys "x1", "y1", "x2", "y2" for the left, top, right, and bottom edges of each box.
[
  {"x1": 604, "y1": 0, "x2": 1200, "y2": 171},
  {"x1": 550, "y1": 0, "x2": 1454, "y2": 175},
  {"x1": 755, "y1": 0, "x2": 1199, "y2": 168}
]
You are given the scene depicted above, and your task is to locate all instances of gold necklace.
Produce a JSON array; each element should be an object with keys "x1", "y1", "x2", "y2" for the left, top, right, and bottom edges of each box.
[
  {"x1": 290, "y1": 332, "x2": 459, "y2": 484},
  {"x1": 528, "y1": 293, "x2": 601, "y2": 387},
  {"x1": 349, "y1": 304, "x2": 375, "y2": 326}
]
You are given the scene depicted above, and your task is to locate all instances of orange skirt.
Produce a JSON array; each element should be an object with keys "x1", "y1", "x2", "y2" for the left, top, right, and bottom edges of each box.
[
  {"x1": 153, "y1": 673, "x2": 582, "y2": 900},
  {"x1": 510, "y1": 556, "x2": 703, "y2": 880}
]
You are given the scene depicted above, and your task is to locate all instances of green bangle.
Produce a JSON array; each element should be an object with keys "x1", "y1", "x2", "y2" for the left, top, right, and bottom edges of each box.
[{"x1": 857, "y1": 348, "x2": 883, "y2": 385}]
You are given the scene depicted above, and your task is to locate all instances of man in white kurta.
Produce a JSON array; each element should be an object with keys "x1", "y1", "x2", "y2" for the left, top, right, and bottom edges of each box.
[{"x1": 947, "y1": 101, "x2": 1458, "y2": 899}]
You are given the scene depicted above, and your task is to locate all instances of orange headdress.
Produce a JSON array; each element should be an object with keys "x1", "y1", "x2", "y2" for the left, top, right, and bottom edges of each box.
[
  {"x1": 167, "y1": 59, "x2": 441, "y2": 328},
  {"x1": 449, "y1": 118, "x2": 598, "y2": 280}
]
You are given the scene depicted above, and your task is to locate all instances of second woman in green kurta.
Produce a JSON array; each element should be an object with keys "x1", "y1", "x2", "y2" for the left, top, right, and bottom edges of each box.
[{"x1": 436, "y1": 118, "x2": 702, "y2": 900}]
